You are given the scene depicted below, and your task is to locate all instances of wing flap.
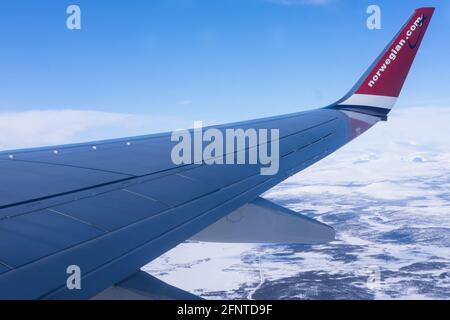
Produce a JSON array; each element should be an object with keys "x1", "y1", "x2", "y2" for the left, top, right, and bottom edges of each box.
[{"x1": 191, "y1": 197, "x2": 335, "y2": 244}]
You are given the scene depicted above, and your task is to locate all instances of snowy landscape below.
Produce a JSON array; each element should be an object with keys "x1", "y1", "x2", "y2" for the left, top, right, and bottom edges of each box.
[{"x1": 144, "y1": 107, "x2": 450, "y2": 300}]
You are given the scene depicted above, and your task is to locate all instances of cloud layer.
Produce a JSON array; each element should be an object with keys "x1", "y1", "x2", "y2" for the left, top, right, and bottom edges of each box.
[{"x1": 0, "y1": 109, "x2": 189, "y2": 151}]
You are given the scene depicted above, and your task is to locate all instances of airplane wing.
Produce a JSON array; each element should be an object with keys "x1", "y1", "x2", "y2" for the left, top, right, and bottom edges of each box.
[{"x1": 0, "y1": 7, "x2": 434, "y2": 299}]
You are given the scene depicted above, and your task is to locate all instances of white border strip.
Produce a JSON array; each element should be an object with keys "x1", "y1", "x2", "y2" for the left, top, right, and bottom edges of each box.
[{"x1": 341, "y1": 94, "x2": 397, "y2": 109}]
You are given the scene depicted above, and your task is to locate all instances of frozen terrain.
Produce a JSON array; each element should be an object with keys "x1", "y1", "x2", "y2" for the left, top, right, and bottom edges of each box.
[{"x1": 144, "y1": 107, "x2": 450, "y2": 299}]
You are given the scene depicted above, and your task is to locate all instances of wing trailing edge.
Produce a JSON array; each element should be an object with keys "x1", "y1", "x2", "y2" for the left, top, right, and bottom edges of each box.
[{"x1": 190, "y1": 197, "x2": 335, "y2": 244}]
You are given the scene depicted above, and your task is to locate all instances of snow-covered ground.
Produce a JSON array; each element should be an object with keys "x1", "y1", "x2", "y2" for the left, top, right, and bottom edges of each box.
[{"x1": 144, "y1": 107, "x2": 450, "y2": 299}]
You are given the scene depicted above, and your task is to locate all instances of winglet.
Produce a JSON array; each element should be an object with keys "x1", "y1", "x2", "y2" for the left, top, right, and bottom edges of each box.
[
  {"x1": 328, "y1": 7, "x2": 434, "y2": 137},
  {"x1": 331, "y1": 8, "x2": 434, "y2": 112},
  {"x1": 356, "y1": 7, "x2": 435, "y2": 98}
]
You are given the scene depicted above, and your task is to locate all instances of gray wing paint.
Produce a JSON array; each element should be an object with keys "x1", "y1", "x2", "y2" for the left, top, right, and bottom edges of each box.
[
  {"x1": 0, "y1": 109, "x2": 350, "y2": 299},
  {"x1": 191, "y1": 196, "x2": 335, "y2": 244}
]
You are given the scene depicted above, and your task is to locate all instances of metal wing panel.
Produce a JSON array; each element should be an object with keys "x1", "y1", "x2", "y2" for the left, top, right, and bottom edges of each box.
[
  {"x1": 0, "y1": 210, "x2": 104, "y2": 268},
  {"x1": 51, "y1": 190, "x2": 169, "y2": 231},
  {"x1": 277, "y1": 118, "x2": 339, "y2": 154},
  {"x1": 0, "y1": 160, "x2": 129, "y2": 209},
  {"x1": 125, "y1": 174, "x2": 217, "y2": 207},
  {"x1": 182, "y1": 163, "x2": 262, "y2": 189}
]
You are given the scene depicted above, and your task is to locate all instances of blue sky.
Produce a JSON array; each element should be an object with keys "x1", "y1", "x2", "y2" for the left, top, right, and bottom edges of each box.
[{"x1": 0, "y1": 0, "x2": 449, "y2": 132}]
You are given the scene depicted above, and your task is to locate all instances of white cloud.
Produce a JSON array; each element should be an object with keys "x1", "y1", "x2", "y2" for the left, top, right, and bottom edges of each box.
[
  {"x1": 268, "y1": 106, "x2": 450, "y2": 190},
  {"x1": 350, "y1": 106, "x2": 450, "y2": 153},
  {"x1": 0, "y1": 109, "x2": 188, "y2": 151}
]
